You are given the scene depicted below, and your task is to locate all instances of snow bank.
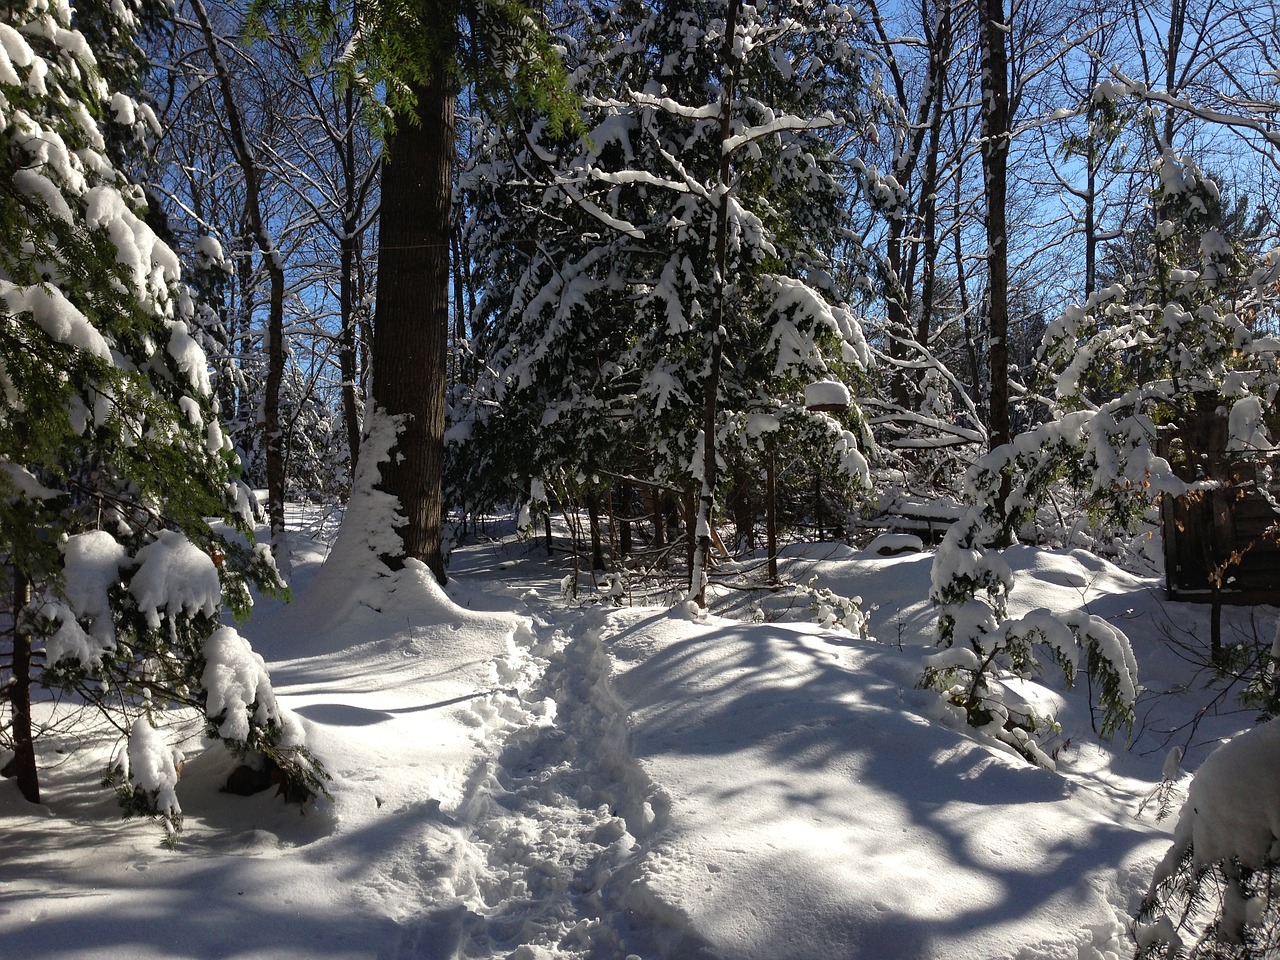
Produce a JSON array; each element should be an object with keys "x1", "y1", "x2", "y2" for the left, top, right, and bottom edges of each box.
[{"x1": 604, "y1": 607, "x2": 1165, "y2": 960}]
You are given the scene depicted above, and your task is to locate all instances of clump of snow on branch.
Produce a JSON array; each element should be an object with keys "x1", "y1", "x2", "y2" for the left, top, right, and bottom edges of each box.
[
  {"x1": 1137, "y1": 721, "x2": 1280, "y2": 957},
  {"x1": 129, "y1": 529, "x2": 222, "y2": 631},
  {"x1": 201, "y1": 626, "x2": 283, "y2": 743}
]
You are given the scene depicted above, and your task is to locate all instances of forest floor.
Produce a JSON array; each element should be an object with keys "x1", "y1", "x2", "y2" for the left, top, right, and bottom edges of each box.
[{"x1": 1, "y1": 506, "x2": 1271, "y2": 959}]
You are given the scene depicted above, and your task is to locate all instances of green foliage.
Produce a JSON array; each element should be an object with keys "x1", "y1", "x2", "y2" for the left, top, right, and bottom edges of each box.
[
  {"x1": 1136, "y1": 838, "x2": 1280, "y2": 959},
  {"x1": 247, "y1": 0, "x2": 582, "y2": 140},
  {"x1": 0, "y1": 0, "x2": 322, "y2": 832},
  {"x1": 451, "y1": 0, "x2": 872, "y2": 525},
  {"x1": 924, "y1": 500, "x2": 1137, "y2": 768}
]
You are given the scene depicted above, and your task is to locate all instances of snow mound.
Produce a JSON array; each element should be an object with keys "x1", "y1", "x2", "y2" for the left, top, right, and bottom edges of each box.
[{"x1": 604, "y1": 607, "x2": 1166, "y2": 960}]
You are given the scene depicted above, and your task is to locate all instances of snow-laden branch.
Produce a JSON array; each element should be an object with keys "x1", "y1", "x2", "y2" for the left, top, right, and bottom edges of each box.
[
  {"x1": 723, "y1": 113, "x2": 840, "y2": 154},
  {"x1": 587, "y1": 168, "x2": 693, "y2": 193},
  {"x1": 1095, "y1": 63, "x2": 1280, "y2": 163},
  {"x1": 584, "y1": 94, "x2": 721, "y2": 120}
]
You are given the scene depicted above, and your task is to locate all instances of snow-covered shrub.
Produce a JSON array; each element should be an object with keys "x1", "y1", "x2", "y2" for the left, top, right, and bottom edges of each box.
[
  {"x1": 107, "y1": 717, "x2": 187, "y2": 844},
  {"x1": 924, "y1": 497, "x2": 1140, "y2": 767},
  {"x1": 921, "y1": 589, "x2": 1138, "y2": 768},
  {"x1": 803, "y1": 577, "x2": 871, "y2": 639},
  {"x1": 1135, "y1": 721, "x2": 1280, "y2": 958}
]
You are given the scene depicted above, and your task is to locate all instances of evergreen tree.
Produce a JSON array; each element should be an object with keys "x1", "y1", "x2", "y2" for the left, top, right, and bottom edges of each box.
[
  {"x1": 921, "y1": 145, "x2": 1280, "y2": 767},
  {"x1": 0, "y1": 0, "x2": 323, "y2": 834},
  {"x1": 1135, "y1": 720, "x2": 1280, "y2": 959},
  {"x1": 453, "y1": 0, "x2": 874, "y2": 593}
]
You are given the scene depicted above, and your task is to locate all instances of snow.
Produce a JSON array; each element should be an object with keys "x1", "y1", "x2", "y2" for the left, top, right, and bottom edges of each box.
[
  {"x1": 62, "y1": 529, "x2": 128, "y2": 639},
  {"x1": 1, "y1": 279, "x2": 111, "y2": 360},
  {"x1": 1, "y1": 509, "x2": 1271, "y2": 959},
  {"x1": 866, "y1": 531, "x2": 923, "y2": 554},
  {"x1": 0, "y1": 460, "x2": 62, "y2": 499},
  {"x1": 129, "y1": 528, "x2": 222, "y2": 630},
  {"x1": 1227, "y1": 393, "x2": 1272, "y2": 452},
  {"x1": 202, "y1": 626, "x2": 282, "y2": 742},
  {"x1": 1154, "y1": 720, "x2": 1280, "y2": 874},
  {"x1": 109, "y1": 91, "x2": 135, "y2": 126},
  {"x1": 804, "y1": 379, "x2": 850, "y2": 409},
  {"x1": 126, "y1": 717, "x2": 182, "y2": 819}
]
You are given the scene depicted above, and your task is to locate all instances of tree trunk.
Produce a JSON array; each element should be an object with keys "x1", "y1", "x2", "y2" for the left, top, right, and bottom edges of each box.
[
  {"x1": 339, "y1": 87, "x2": 363, "y2": 477},
  {"x1": 690, "y1": 0, "x2": 743, "y2": 606},
  {"x1": 766, "y1": 444, "x2": 778, "y2": 581},
  {"x1": 650, "y1": 486, "x2": 666, "y2": 556},
  {"x1": 917, "y1": 0, "x2": 951, "y2": 348},
  {"x1": 9, "y1": 568, "x2": 38, "y2": 804},
  {"x1": 263, "y1": 260, "x2": 288, "y2": 572},
  {"x1": 191, "y1": 0, "x2": 287, "y2": 566},
  {"x1": 618, "y1": 480, "x2": 633, "y2": 557},
  {"x1": 885, "y1": 221, "x2": 913, "y2": 407},
  {"x1": 372, "y1": 57, "x2": 455, "y2": 583},
  {"x1": 587, "y1": 493, "x2": 606, "y2": 571},
  {"x1": 338, "y1": 228, "x2": 362, "y2": 477},
  {"x1": 980, "y1": 0, "x2": 1012, "y2": 539}
]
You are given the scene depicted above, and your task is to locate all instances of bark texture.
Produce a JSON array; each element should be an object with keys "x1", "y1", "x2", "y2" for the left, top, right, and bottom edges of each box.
[{"x1": 372, "y1": 56, "x2": 455, "y2": 583}]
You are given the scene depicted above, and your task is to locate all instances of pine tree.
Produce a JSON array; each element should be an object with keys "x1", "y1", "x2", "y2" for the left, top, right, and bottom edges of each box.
[
  {"x1": 0, "y1": 0, "x2": 324, "y2": 835},
  {"x1": 454, "y1": 0, "x2": 874, "y2": 595},
  {"x1": 921, "y1": 144, "x2": 1280, "y2": 767},
  {"x1": 1135, "y1": 720, "x2": 1280, "y2": 959}
]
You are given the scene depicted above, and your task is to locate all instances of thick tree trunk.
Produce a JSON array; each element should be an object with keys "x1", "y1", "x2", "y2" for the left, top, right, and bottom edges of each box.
[{"x1": 372, "y1": 62, "x2": 455, "y2": 583}]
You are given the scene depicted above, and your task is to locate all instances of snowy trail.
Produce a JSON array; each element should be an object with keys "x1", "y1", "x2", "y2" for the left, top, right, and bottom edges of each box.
[{"x1": 411, "y1": 598, "x2": 707, "y2": 960}]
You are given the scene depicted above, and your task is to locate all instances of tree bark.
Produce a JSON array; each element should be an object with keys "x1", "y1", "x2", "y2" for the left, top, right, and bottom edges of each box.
[
  {"x1": 980, "y1": 0, "x2": 1012, "y2": 539},
  {"x1": 766, "y1": 444, "x2": 778, "y2": 581},
  {"x1": 690, "y1": 0, "x2": 743, "y2": 606},
  {"x1": 339, "y1": 86, "x2": 364, "y2": 477},
  {"x1": 372, "y1": 57, "x2": 455, "y2": 583},
  {"x1": 618, "y1": 480, "x2": 633, "y2": 558},
  {"x1": 917, "y1": 0, "x2": 951, "y2": 348},
  {"x1": 587, "y1": 494, "x2": 606, "y2": 571},
  {"x1": 9, "y1": 568, "x2": 38, "y2": 803}
]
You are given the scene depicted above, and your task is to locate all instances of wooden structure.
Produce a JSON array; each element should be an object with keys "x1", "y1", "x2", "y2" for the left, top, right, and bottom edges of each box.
[{"x1": 1161, "y1": 396, "x2": 1280, "y2": 605}]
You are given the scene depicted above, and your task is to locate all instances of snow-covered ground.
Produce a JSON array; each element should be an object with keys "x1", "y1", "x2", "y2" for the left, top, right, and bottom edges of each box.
[{"x1": 0, "y1": 508, "x2": 1269, "y2": 959}]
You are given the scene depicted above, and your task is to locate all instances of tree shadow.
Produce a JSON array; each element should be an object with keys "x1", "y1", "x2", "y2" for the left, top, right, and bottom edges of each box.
[{"x1": 604, "y1": 613, "x2": 1165, "y2": 958}]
